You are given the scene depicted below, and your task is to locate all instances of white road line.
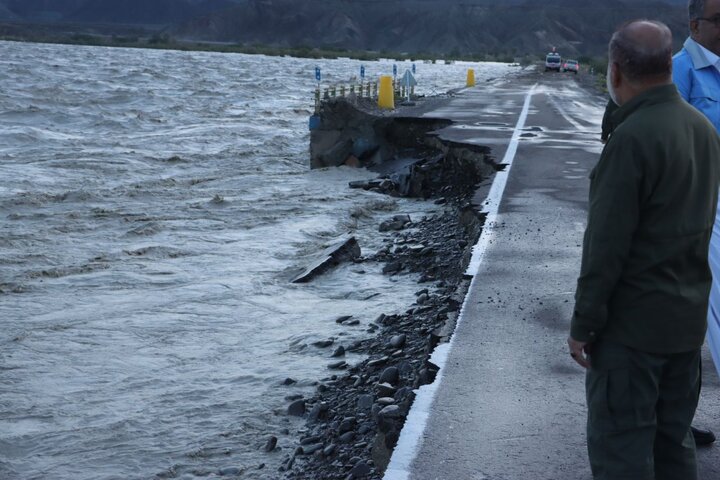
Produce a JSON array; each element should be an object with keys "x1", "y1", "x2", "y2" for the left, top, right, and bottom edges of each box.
[{"x1": 383, "y1": 84, "x2": 537, "y2": 480}]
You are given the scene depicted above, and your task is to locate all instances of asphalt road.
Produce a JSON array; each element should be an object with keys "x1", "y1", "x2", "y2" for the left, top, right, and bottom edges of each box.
[{"x1": 384, "y1": 72, "x2": 720, "y2": 480}]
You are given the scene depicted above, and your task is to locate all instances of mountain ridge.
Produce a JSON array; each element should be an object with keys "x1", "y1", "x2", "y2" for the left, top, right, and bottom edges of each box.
[{"x1": 0, "y1": 0, "x2": 694, "y2": 56}]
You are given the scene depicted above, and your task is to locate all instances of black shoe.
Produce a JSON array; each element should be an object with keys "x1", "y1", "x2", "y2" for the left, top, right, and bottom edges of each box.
[{"x1": 691, "y1": 426, "x2": 716, "y2": 446}]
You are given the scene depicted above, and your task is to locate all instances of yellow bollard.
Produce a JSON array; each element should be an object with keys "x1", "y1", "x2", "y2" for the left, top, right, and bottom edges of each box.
[
  {"x1": 466, "y1": 69, "x2": 476, "y2": 87},
  {"x1": 378, "y1": 76, "x2": 394, "y2": 109}
]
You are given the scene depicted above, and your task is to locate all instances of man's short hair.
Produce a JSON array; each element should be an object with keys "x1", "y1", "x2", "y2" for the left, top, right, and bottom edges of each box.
[
  {"x1": 689, "y1": 0, "x2": 706, "y2": 20},
  {"x1": 609, "y1": 20, "x2": 673, "y2": 82}
]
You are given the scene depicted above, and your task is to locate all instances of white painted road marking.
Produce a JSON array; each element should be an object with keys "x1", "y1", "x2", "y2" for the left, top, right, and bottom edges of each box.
[{"x1": 384, "y1": 85, "x2": 537, "y2": 480}]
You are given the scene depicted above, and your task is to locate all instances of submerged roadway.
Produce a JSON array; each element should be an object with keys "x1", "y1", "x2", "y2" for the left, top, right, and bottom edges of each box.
[{"x1": 383, "y1": 71, "x2": 720, "y2": 479}]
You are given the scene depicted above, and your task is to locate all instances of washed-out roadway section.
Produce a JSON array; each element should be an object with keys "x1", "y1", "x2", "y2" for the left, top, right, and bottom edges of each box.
[{"x1": 385, "y1": 74, "x2": 720, "y2": 479}]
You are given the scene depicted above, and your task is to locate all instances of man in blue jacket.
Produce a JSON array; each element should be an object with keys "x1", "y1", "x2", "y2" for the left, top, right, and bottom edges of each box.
[{"x1": 673, "y1": 0, "x2": 720, "y2": 447}]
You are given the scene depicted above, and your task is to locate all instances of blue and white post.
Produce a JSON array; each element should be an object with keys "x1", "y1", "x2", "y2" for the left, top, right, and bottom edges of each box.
[
  {"x1": 411, "y1": 63, "x2": 416, "y2": 96},
  {"x1": 360, "y1": 65, "x2": 365, "y2": 97},
  {"x1": 310, "y1": 66, "x2": 322, "y2": 129},
  {"x1": 393, "y1": 63, "x2": 398, "y2": 95}
]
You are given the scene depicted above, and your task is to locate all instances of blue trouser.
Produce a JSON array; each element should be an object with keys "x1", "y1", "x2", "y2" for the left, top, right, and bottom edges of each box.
[{"x1": 706, "y1": 206, "x2": 720, "y2": 378}]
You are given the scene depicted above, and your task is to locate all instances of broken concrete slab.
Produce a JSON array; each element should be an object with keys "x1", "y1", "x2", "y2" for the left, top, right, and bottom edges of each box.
[{"x1": 291, "y1": 237, "x2": 362, "y2": 283}]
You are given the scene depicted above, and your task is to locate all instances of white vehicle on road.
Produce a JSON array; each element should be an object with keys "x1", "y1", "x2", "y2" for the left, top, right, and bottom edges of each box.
[{"x1": 545, "y1": 52, "x2": 561, "y2": 72}]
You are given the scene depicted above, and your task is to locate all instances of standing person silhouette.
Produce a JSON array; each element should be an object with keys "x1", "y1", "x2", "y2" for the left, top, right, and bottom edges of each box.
[
  {"x1": 570, "y1": 19, "x2": 720, "y2": 478},
  {"x1": 674, "y1": 0, "x2": 720, "y2": 447}
]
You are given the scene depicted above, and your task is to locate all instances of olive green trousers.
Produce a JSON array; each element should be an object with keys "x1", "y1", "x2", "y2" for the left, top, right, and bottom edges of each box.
[{"x1": 586, "y1": 340, "x2": 701, "y2": 480}]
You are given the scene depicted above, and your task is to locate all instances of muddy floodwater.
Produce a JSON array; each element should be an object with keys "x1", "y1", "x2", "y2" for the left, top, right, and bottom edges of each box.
[{"x1": 0, "y1": 41, "x2": 520, "y2": 479}]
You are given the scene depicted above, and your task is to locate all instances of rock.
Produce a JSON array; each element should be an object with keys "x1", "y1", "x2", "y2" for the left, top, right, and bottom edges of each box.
[
  {"x1": 357, "y1": 394, "x2": 374, "y2": 411},
  {"x1": 313, "y1": 339, "x2": 334, "y2": 348},
  {"x1": 307, "y1": 403, "x2": 323, "y2": 422},
  {"x1": 338, "y1": 417, "x2": 356, "y2": 433},
  {"x1": 379, "y1": 179, "x2": 395, "y2": 191},
  {"x1": 291, "y1": 237, "x2": 362, "y2": 283},
  {"x1": 416, "y1": 293, "x2": 429, "y2": 304},
  {"x1": 288, "y1": 399, "x2": 306, "y2": 417},
  {"x1": 379, "y1": 367, "x2": 399, "y2": 385},
  {"x1": 328, "y1": 361, "x2": 348, "y2": 370},
  {"x1": 382, "y1": 261, "x2": 402, "y2": 274},
  {"x1": 379, "y1": 220, "x2": 406, "y2": 232},
  {"x1": 301, "y1": 443, "x2": 324, "y2": 455},
  {"x1": 218, "y1": 467, "x2": 243, "y2": 476},
  {"x1": 349, "y1": 180, "x2": 369, "y2": 189},
  {"x1": 395, "y1": 386, "x2": 414, "y2": 400},
  {"x1": 376, "y1": 383, "x2": 396, "y2": 397},
  {"x1": 397, "y1": 361, "x2": 413, "y2": 375},
  {"x1": 377, "y1": 397, "x2": 396, "y2": 405},
  {"x1": 392, "y1": 214, "x2": 411, "y2": 224},
  {"x1": 407, "y1": 244, "x2": 426, "y2": 253},
  {"x1": 339, "y1": 431, "x2": 355, "y2": 443},
  {"x1": 350, "y1": 461, "x2": 371, "y2": 477},
  {"x1": 371, "y1": 432, "x2": 392, "y2": 472},
  {"x1": 389, "y1": 334, "x2": 406, "y2": 349},
  {"x1": 332, "y1": 346, "x2": 346, "y2": 357},
  {"x1": 264, "y1": 436, "x2": 278, "y2": 452},
  {"x1": 336, "y1": 315, "x2": 353, "y2": 324},
  {"x1": 323, "y1": 444, "x2": 336, "y2": 456},
  {"x1": 301, "y1": 435, "x2": 322, "y2": 445},
  {"x1": 282, "y1": 378, "x2": 297, "y2": 386},
  {"x1": 379, "y1": 405, "x2": 402, "y2": 418},
  {"x1": 367, "y1": 357, "x2": 388, "y2": 368},
  {"x1": 316, "y1": 137, "x2": 353, "y2": 168}
]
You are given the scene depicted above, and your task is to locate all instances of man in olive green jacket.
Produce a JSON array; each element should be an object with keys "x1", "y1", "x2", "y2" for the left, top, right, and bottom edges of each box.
[{"x1": 568, "y1": 20, "x2": 720, "y2": 479}]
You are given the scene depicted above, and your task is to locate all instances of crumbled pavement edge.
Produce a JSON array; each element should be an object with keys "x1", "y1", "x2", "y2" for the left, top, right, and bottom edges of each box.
[{"x1": 280, "y1": 154, "x2": 493, "y2": 480}]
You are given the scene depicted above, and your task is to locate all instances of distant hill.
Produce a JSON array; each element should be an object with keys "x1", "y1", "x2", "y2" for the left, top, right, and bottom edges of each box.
[
  {"x1": 0, "y1": 0, "x2": 240, "y2": 25},
  {"x1": 172, "y1": 0, "x2": 691, "y2": 56},
  {"x1": 0, "y1": 0, "x2": 695, "y2": 56}
]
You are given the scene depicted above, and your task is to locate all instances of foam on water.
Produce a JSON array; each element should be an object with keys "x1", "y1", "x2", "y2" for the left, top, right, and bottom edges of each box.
[{"x1": 0, "y1": 41, "x2": 520, "y2": 479}]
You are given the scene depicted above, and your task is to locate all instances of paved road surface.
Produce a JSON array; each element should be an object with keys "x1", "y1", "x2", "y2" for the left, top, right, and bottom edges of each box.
[{"x1": 385, "y1": 72, "x2": 720, "y2": 480}]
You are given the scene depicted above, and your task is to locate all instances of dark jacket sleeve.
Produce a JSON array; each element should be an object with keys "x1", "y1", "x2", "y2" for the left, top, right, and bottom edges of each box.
[
  {"x1": 571, "y1": 136, "x2": 642, "y2": 342},
  {"x1": 601, "y1": 99, "x2": 618, "y2": 141}
]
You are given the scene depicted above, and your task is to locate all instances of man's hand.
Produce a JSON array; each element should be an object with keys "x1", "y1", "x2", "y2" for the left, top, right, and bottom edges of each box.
[{"x1": 567, "y1": 336, "x2": 592, "y2": 369}]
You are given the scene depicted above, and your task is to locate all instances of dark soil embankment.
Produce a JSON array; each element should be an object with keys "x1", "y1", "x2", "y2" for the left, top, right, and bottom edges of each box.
[{"x1": 279, "y1": 98, "x2": 500, "y2": 479}]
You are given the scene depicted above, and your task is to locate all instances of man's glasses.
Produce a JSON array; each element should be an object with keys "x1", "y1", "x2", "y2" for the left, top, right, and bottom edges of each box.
[{"x1": 698, "y1": 16, "x2": 720, "y2": 27}]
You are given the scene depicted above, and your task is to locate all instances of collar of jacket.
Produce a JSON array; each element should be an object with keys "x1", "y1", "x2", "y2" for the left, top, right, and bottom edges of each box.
[
  {"x1": 684, "y1": 36, "x2": 715, "y2": 70},
  {"x1": 611, "y1": 84, "x2": 680, "y2": 129}
]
